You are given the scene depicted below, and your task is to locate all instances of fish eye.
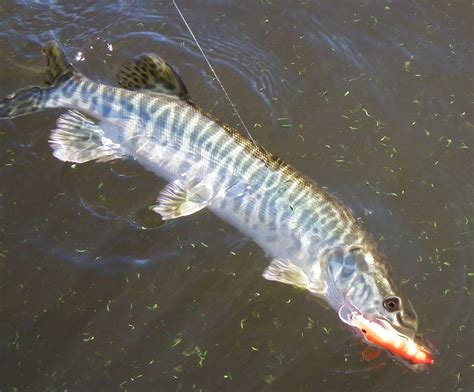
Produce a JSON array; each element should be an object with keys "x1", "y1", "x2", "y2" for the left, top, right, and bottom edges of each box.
[{"x1": 383, "y1": 296, "x2": 401, "y2": 312}]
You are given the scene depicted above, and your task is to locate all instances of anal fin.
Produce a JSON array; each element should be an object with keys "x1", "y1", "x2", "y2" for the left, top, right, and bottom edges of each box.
[
  {"x1": 153, "y1": 179, "x2": 212, "y2": 220},
  {"x1": 49, "y1": 110, "x2": 125, "y2": 163}
]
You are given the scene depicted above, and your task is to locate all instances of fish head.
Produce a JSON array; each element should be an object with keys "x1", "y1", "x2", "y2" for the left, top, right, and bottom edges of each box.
[{"x1": 320, "y1": 245, "x2": 434, "y2": 371}]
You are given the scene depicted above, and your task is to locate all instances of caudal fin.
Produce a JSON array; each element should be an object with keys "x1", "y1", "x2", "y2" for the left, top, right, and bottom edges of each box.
[
  {"x1": 41, "y1": 41, "x2": 74, "y2": 85},
  {"x1": 0, "y1": 41, "x2": 74, "y2": 119}
]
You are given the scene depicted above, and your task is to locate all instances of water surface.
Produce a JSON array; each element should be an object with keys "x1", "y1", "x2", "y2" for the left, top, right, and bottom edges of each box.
[{"x1": 0, "y1": 1, "x2": 472, "y2": 390}]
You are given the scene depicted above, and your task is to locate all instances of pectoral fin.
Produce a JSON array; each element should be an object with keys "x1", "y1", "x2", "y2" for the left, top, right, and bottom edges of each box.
[
  {"x1": 263, "y1": 259, "x2": 325, "y2": 295},
  {"x1": 117, "y1": 53, "x2": 190, "y2": 100},
  {"x1": 263, "y1": 259, "x2": 311, "y2": 289},
  {"x1": 153, "y1": 179, "x2": 211, "y2": 220}
]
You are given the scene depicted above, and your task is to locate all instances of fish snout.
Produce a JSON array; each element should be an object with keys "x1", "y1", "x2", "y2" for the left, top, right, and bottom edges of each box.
[{"x1": 392, "y1": 307, "x2": 418, "y2": 340}]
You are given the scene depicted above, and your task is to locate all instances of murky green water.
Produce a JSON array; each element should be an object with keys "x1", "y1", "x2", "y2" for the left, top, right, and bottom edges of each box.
[{"x1": 0, "y1": 1, "x2": 472, "y2": 390}]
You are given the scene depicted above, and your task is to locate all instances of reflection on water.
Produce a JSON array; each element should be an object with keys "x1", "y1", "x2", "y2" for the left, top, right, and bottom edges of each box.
[{"x1": 0, "y1": 0, "x2": 472, "y2": 390}]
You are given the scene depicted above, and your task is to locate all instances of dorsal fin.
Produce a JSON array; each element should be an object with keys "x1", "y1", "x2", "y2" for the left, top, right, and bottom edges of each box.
[
  {"x1": 116, "y1": 53, "x2": 190, "y2": 100},
  {"x1": 41, "y1": 41, "x2": 74, "y2": 86}
]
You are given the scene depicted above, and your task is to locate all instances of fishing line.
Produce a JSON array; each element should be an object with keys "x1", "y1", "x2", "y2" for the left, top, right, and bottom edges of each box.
[{"x1": 172, "y1": 0, "x2": 257, "y2": 147}]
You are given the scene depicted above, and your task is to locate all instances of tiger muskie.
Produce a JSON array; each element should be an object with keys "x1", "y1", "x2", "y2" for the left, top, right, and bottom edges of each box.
[{"x1": 0, "y1": 42, "x2": 434, "y2": 371}]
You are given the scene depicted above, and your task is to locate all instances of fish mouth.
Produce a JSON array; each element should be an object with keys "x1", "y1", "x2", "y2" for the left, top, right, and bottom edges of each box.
[{"x1": 349, "y1": 315, "x2": 435, "y2": 371}]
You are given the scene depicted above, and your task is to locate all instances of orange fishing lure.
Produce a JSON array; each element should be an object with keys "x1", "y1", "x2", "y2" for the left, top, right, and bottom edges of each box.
[{"x1": 350, "y1": 313, "x2": 434, "y2": 365}]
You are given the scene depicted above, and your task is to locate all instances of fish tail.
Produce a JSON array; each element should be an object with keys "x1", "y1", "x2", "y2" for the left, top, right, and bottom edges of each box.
[{"x1": 0, "y1": 41, "x2": 75, "y2": 119}]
